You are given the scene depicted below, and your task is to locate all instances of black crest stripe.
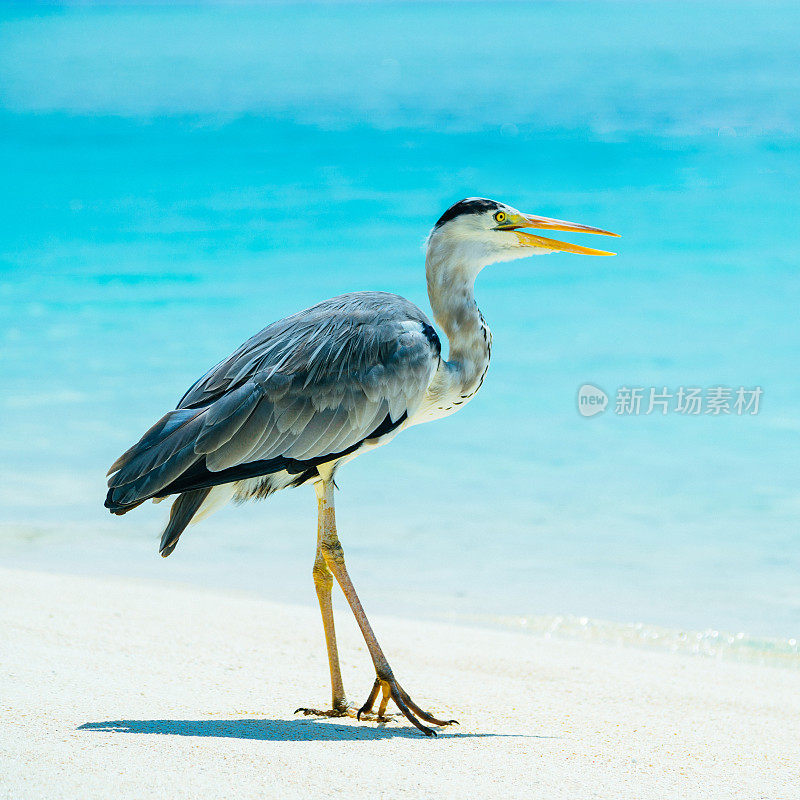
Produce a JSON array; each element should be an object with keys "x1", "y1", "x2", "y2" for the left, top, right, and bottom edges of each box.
[{"x1": 434, "y1": 198, "x2": 500, "y2": 229}]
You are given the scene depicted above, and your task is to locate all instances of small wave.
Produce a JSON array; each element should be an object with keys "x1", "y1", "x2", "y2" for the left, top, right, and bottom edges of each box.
[{"x1": 458, "y1": 612, "x2": 800, "y2": 668}]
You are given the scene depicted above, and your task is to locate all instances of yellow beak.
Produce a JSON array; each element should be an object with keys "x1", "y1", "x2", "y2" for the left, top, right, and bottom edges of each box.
[{"x1": 501, "y1": 212, "x2": 620, "y2": 256}]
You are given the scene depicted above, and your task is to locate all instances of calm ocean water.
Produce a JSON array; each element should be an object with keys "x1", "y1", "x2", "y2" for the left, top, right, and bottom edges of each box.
[{"x1": 1, "y1": 2, "x2": 799, "y2": 650}]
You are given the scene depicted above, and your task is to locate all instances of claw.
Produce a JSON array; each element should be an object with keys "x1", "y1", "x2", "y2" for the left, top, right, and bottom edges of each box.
[
  {"x1": 396, "y1": 684, "x2": 458, "y2": 727},
  {"x1": 357, "y1": 678, "x2": 381, "y2": 721},
  {"x1": 295, "y1": 706, "x2": 348, "y2": 718},
  {"x1": 377, "y1": 681, "x2": 391, "y2": 719},
  {"x1": 296, "y1": 702, "x2": 394, "y2": 722},
  {"x1": 298, "y1": 676, "x2": 454, "y2": 734},
  {"x1": 389, "y1": 681, "x2": 436, "y2": 736},
  {"x1": 357, "y1": 674, "x2": 457, "y2": 736}
]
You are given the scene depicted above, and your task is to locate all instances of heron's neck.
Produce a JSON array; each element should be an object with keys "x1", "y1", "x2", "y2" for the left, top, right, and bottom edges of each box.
[{"x1": 425, "y1": 251, "x2": 492, "y2": 398}]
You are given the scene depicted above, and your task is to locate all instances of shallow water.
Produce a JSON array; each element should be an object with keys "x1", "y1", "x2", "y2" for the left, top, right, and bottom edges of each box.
[{"x1": 1, "y1": 2, "x2": 799, "y2": 646}]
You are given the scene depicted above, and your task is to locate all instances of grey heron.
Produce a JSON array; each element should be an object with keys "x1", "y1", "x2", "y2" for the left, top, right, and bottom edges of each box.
[{"x1": 106, "y1": 198, "x2": 618, "y2": 735}]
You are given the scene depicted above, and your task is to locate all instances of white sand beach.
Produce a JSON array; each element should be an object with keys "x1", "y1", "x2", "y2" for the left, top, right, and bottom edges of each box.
[{"x1": 2, "y1": 566, "x2": 798, "y2": 800}]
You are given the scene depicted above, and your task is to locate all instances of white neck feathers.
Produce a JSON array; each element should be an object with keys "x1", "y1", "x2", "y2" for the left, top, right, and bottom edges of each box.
[{"x1": 424, "y1": 233, "x2": 493, "y2": 401}]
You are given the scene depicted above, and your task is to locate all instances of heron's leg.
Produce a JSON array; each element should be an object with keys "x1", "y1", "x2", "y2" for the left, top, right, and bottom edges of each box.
[
  {"x1": 314, "y1": 478, "x2": 457, "y2": 736},
  {"x1": 295, "y1": 485, "x2": 389, "y2": 720},
  {"x1": 314, "y1": 538, "x2": 348, "y2": 705}
]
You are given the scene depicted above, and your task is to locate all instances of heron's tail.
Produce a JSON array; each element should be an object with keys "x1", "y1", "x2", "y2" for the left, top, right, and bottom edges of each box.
[
  {"x1": 105, "y1": 408, "x2": 206, "y2": 513},
  {"x1": 159, "y1": 488, "x2": 211, "y2": 558}
]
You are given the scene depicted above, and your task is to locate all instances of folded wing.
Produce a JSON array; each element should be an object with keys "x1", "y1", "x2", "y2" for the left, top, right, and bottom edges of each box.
[{"x1": 105, "y1": 292, "x2": 440, "y2": 512}]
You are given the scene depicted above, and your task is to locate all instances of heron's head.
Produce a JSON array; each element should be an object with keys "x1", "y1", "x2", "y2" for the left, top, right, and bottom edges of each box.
[{"x1": 426, "y1": 197, "x2": 619, "y2": 280}]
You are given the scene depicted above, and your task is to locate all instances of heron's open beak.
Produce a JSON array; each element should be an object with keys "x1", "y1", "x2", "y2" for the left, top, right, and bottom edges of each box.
[{"x1": 499, "y1": 212, "x2": 620, "y2": 256}]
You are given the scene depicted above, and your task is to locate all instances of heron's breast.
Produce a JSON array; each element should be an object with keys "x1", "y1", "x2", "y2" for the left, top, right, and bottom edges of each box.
[{"x1": 409, "y1": 351, "x2": 490, "y2": 425}]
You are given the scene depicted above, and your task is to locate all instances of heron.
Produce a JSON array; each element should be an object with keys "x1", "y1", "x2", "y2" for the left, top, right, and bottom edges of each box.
[{"x1": 105, "y1": 197, "x2": 618, "y2": 735}]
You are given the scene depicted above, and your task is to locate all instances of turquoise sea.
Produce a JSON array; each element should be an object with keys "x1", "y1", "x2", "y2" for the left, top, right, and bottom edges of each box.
[{"x1": 1, "y1": 2, "x2": 799, "y2": 655}]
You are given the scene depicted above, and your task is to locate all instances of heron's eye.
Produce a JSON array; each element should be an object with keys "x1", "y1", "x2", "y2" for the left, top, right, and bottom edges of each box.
[{"x1": 494, "y1": 211, "x2": 506, "y2": 224}]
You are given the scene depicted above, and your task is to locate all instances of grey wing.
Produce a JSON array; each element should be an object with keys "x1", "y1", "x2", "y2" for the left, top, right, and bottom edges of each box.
[{"x1": 106, "y1": 292, "x2": 440, "y2": 510}]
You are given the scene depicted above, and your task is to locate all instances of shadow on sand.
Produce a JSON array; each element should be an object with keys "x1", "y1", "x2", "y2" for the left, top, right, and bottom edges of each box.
[{"x1": 78, "y1": 717, "x2": 546, "y2": 742}]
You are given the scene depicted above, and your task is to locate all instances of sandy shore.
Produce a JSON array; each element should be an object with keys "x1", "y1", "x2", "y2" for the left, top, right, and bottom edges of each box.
[{"x1": 2, "y1": 567, "x2": 798, "y2": 799}]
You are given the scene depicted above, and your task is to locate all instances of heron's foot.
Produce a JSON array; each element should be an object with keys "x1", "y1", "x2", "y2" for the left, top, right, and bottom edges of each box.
[
  {"x1": 358, "y1": 674, "x2": 458, "y2": 737},
  {"x1": 294, "y1": 702, "x2": 393, "y2": 722}
]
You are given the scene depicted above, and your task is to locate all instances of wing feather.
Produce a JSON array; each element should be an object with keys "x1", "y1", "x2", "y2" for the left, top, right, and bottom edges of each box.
[
  {"x1": 106, "y1": 292, "x2": 440, "y2": 508},
  {"x1": 194, "y1": 384, "x2": 263, "y2": 453}
]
